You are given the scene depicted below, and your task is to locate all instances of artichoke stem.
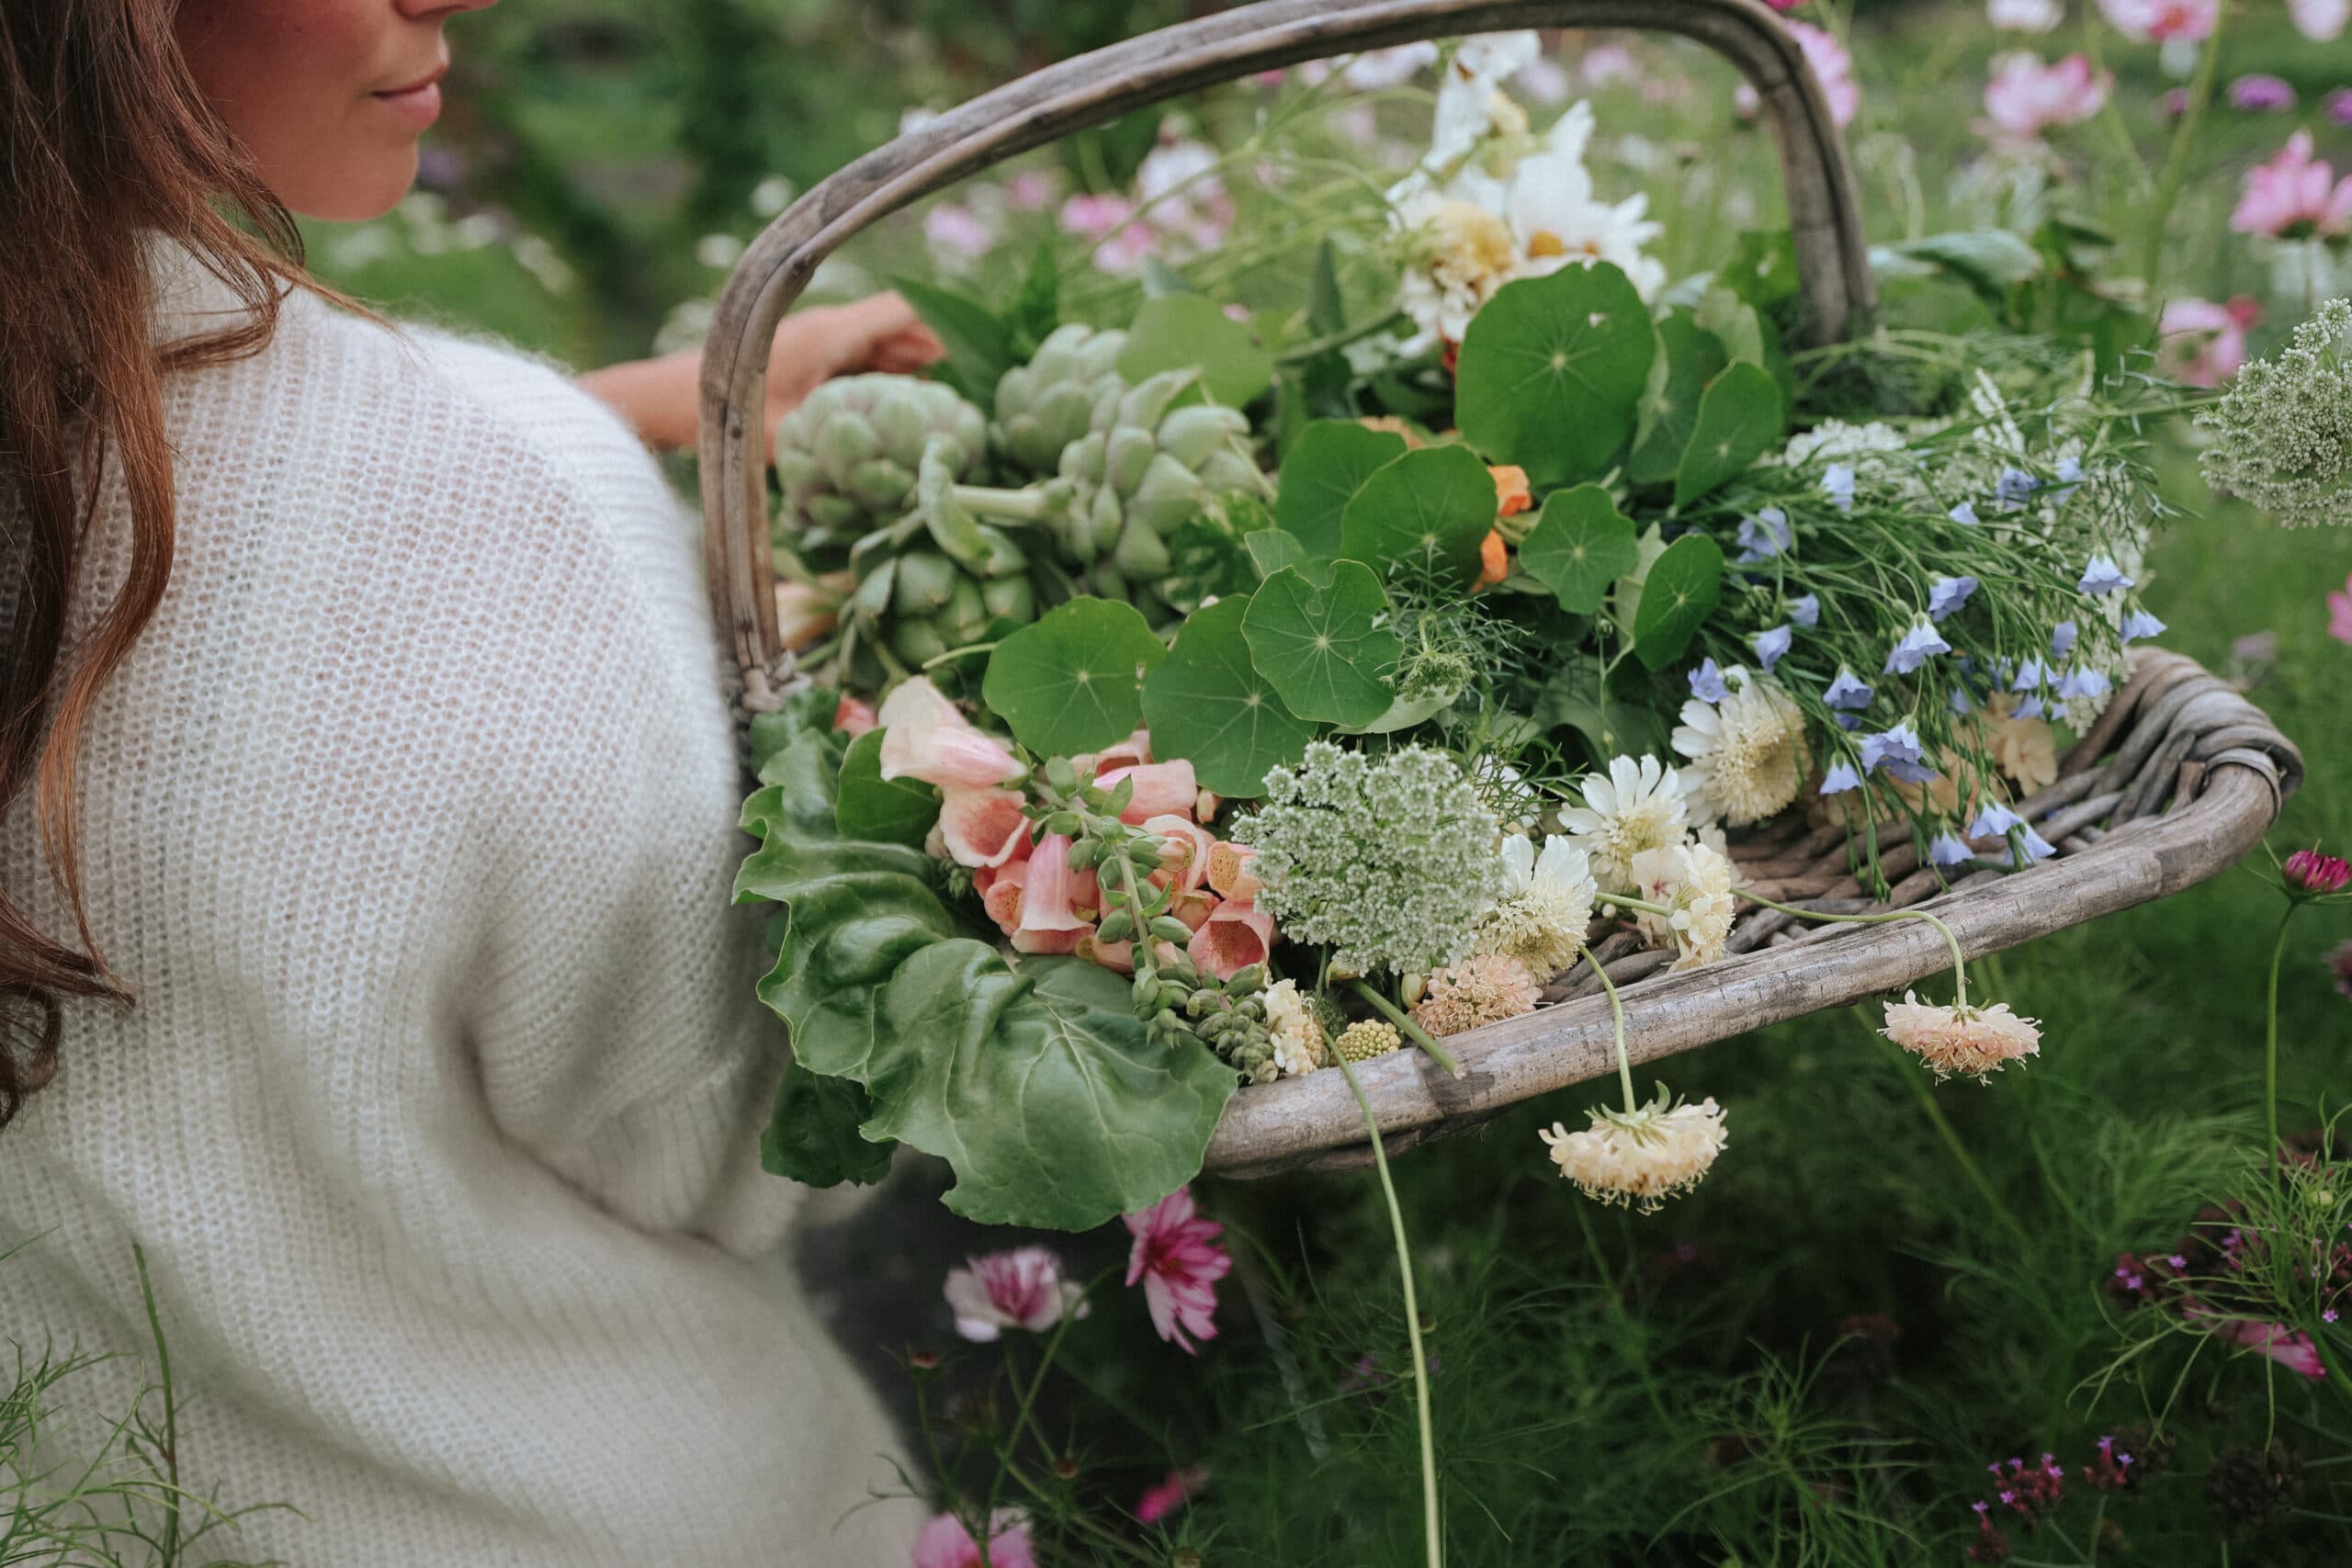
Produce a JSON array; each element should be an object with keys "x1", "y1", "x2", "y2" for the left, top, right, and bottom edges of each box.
[{"x1": 950, "y1": 484, "x2": 1054, "y2": 524}]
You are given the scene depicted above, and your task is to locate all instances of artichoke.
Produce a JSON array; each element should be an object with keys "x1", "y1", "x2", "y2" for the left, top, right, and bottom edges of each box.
[
  {"x1": 874, "y1": 547, "x2": 1037, "y2": 669},
  {"x1": 1056, "y1": 369, "x2": 1272, "y2": 579},
  {"x1": 991, "y1": 322, "x2": 1129, "y2": 475},
  {"x1": 841, "y1": 439, "x2": 1042, "y2": 674},
  {"x1": 773, "y1": 374, "x2": 988, "y2": 549}
]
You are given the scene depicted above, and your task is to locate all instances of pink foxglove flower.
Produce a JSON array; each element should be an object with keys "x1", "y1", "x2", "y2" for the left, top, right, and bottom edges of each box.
[
  {"x1": 912, "y1": 1509, "x2": 1037, "y2": 1568},
  {"x1": 938, "y1": 788, "x2": 1033, "y2": 871},
  {"x1": 1123, "y1": 1185, "x2": 1231, "y2": 1354},
  {"x1": 2330, "y1": 571, "x2": 2352, "y2": 646},
  {"x1": 979, "y1": 859, "x2": 1027, "y2": 932},
  {"x1": 1187, "y1": 896, "x2": 1275, "y2": 979},
  {"x1": 1142, "y1": 814, "x2": 1216, "y2": 896},
  {"x1": 2155, "y1": 295, "x2": 2257, "y2": 387},
  {"x1": 942, "y1": 1247, "x2": 1089, "y2": 1342},
  {"x1": 1982, "y1": 52, "x2": 2110, "y2": 145},
  {"x1": 2098, "y1": 0, "x2": 2218, "y2": 42},
  {"x1": 1135, "y1": 1465, "x2": 1208, "y2": 1524},
  {"x1": 878, "y1": 677, "x2": 1026, "y2": 791},
  {"x1": 1100, "y1": 760, "x2": 1201, "y2": 824},
  {"x1": 1015, "y1": 833, "x2": 1091, "y2": 938},
  {"x1": 834, "y1": 695, "x2": 879, "y2": 737},
  {"x1": 2231, "y1": 131, "x2": 2352, "y2": 239},
  {"x1": 2291, "y1": 0, "x2": 2350, "y2": 40}
]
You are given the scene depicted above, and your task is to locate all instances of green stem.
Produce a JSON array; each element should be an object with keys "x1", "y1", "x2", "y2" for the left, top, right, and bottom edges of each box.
[
  {"x1": 1576, "y1": 943, "x2": 1637, "y2": 1117},
  {"x1": 132, "y1": 1244, "x2": 183, "y2": 1563},
  {"x1": 2141, "y1": 12, "x2": 2227, "y2": 296},
  {"x1": 1876, "y1": 1026, "x2": 2030, "y2": 1244},
  {"x1": 1276, "y1": 308, "x2": 1412, "y2": 366},
  {"x1": 2265, "y1": 906, "x2": 2296, "y2": 1163},
  {"x1": 1329, "y1": 1044, "x2": 1443, "y2": 1568},
  {"x1": 1351, "y1": 980, "x2": 1462, "y2": 1077},
  {"x1": 1734, "y1": 889, "x2": 1970, "y2": 1011},
  {"x1": 951, "y1": 484, "x2": 1054, "y2": 524}
]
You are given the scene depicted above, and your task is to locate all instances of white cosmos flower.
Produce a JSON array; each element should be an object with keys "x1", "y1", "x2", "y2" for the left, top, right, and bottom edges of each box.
[
  {"x1": 1474, "y1": 833, "x2": 1598, "y2": 983},
  {"x1": 1672, "y1": 668, "x2": 1805, "y2": 827}
]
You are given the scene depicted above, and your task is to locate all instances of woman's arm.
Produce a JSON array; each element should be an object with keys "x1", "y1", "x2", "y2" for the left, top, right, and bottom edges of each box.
[{"x1": 580, "y1": 292, "x2": 944, "y2": 453}]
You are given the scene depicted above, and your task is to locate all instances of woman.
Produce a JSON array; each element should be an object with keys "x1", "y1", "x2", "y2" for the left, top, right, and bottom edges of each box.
[{"x1": 0, "y1": 2, "x2": 936, "y2": 1562}]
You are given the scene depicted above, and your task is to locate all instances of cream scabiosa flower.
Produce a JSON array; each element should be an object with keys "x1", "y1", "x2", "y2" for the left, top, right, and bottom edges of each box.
[
  {"x1": 1540, "y1": 1089, "x2": 1728, "y2": 1213},
  {"x1": 1881, "y1": 993, "x2": 2042, "y2": 1080},
  {"x1": 1672, "y1": 668, "x2": 1805, "y2": 826},
  {"x1": 1473, "y1": 833, "x2": 1597, "y2": 982},
  {"x1": 1627, "y1": 840, "x2": 1739, "y2": 970},
  {"x1": 1559, "y1": 754, "x2": 1691, "y2": 888},
  {"x1": 1261, "y1": 978, "x2": 1328, "y2": 1078}
]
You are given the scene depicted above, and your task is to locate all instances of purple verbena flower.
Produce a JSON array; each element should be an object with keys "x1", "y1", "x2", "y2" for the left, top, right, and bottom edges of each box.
[{"x1": 2229, "y1": 74, "x2": 2296, "y2": 112}]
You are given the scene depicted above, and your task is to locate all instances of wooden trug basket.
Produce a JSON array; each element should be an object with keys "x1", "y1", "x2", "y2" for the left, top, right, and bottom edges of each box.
[{"x1": 697, "y1": 0, "x2": 2301, "y2": 1178}]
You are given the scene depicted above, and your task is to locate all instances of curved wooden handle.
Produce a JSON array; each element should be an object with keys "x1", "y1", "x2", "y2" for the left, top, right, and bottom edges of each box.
[{"x1": 698, "y1": 0, "x2": 1875, "y2": 707}]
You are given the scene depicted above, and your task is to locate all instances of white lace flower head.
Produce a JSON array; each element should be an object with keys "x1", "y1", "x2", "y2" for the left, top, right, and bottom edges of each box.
[
  {"x1": 1558, "y1": 754, "x2": 1691, "y2": 889},
  {"x1": 1540, "y1": 1088, "x2": 1727, "y2": 1212}
]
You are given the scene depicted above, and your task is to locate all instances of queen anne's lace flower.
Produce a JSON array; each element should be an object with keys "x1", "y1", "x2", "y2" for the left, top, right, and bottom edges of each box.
[
  {"x1": 1539, "y1": 1089, "x2": 1728, "y2": 1212},
  {"x1": 1559, "y1": 754, "x2": 1691, "y2": 887},
  {"x1": 1880, "y1": 992, "x2": 2043, "y2": 1080},
  {"x1": 1671, "y1": 670, "x2": 1805, "y2": 827},
  {"x1": 1473, "y1": 834, "x2": 1597, "y2": 982},
  {"x1": 2197, "y1": 297, "x2": 2352, "y2": 529},
  {"x1": 1413, "y1": 953, "x2": 1542, "y2": 1037},
  {"x1": 1261, "y1": 979, "x2": 1328, "y2": 1078},
  {"x1": 1627, "y1": 840, "x2": 1740, "y2": 970}
]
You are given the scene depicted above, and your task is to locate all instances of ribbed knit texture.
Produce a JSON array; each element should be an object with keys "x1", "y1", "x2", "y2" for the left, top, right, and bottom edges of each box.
[{"x1": 0, "y1": 254, "x2": 913, "y2": 1565}]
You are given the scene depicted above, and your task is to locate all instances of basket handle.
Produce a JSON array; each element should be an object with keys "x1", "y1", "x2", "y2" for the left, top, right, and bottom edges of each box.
[{"x1": 697, "y1": 0, "x2": 1875, "y2": 707}]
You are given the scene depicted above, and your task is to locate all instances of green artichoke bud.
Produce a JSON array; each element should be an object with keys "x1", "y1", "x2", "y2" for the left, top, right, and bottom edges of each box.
[
  {"x1": 774, "y1": 374, "x2": 987, "y2": 544},
  {"x1": 992, "y1": 322, "x2": 1129, "y2": 474},
  {"x1": 1055, "y1": 369, "x2": 1270, "y2": 568}
]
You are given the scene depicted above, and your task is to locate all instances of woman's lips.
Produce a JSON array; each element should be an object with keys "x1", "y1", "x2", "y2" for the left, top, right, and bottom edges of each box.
[{"x1": 372, "y1": 76, "x2": 443, "y2": 133}]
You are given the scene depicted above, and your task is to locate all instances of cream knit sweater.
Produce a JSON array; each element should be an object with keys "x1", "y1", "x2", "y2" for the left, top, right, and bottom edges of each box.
[{"x1": 0, "y1": 254, "x2": 912, "y2": 1564}]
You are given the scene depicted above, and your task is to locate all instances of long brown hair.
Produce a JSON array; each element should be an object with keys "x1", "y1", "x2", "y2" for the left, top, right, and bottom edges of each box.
[{"x1": 0, "y1": 0, "x2": 311, "y2": 1128}]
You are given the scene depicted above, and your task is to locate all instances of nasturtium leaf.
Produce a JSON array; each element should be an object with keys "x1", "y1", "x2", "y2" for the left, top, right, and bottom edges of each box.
[
  {"x1": 736, "y1": 734, "x2": 1236, "y2": 1229},
  {"x1": 1535, "y1": 664, "x2": 1670, "y2": 766},
  {"x1": 1246, "y1": 527, "x2": 1310, "y2": 582},
  {"x1": 1632, "y1": 533, "x2": 1725, "y2": 671},
  {"x1": 1518, "y1": 484, "x2": 1641, "y2": 615},
  {"x1": 833, "y1": 727, "x2": 940, "y2": 849},
  {"x1": 762, "y1": 1059, "x2": 894, "y2": 1188},
  {"x1": 1241, "y1": 561, "x2": 1402, "y2": 726},
  {"x1": 1696, "y1": 287, "x2": 1793, "y2": 423},
  {"x1": 1273, "y1": 420, "x2": 1408, "y2": 560},
  {"x1": 1674, "y1": 361, "x2": 1786, "y2": 507},
  {"x1": 1141, "y1": 595, "x2": 1317, "y2": 797},
  {"x1": 1453, "y1": 265, "x2": 1655, "y2": 489},
  {"x1": 1338, "y1": 443, "x2": 1498, "y2": 582},
  {"x1": 1627, "y1": 309, "x2": 1727, "y2": 486},
  {"x1": 1117, "y1": 293, "x2": 1276, "y2": 409},
  {"x1": 982, "y1": 597, "x2": 1167, "y2": 757},
  {"x1": 1719, "y1": 230, "x2": 1800, "y2": 310}
]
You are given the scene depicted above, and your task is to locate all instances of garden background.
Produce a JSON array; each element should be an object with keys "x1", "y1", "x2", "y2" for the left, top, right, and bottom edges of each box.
[{"x1": 40, "y1": 1, "x2": 2352, "y2": 1563}]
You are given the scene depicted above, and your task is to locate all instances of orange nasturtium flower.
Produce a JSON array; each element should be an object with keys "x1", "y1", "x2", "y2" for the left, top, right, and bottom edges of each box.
[
  {"x1": 1489, "y1": 464, "x2": 1532, "y2": 517},
  {"x1": 1476, "y1": 528, "x2": 1510, "y2": 589}
]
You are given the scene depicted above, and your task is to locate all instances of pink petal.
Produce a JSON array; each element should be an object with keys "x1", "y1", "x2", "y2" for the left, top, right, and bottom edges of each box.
[
  {"x1": 1206, "y1": 840, "x2": 1261, "y2": 900},
  {"x1": 939, "y1": 788, "x2": 1033, "y2": 870},
  {"x1": 1011, "y1": 926, "x2": 1088, "y2": 955},
  {"x1": 877, "y1": 676, "x2": 1025, "y2": 791},
  {"x1": 1091, "y1": 728, "x2": 1154, "y2": 773},
  {"x1": 1142, "y1": 813, "x2": 1216, "y2": 895},
  {"x1": 981, "y1": 860, "x2": 1029, "y2": 931},
  {"x1": 832, "y1": 695, "x2": 877, "y2": 736},
  {"x1": 1169, "y1": 890, "x2": 1218, "y2": 933},
  {"x1": 1101, "y1": 761, "x2": 1198, "y2": 824},
  {"x1": 1016, "y1": 833, "x2": 1090, "y2": 933},
  {"x1": 1187, "y1": 896, "x2": 1274, "y2": 979}
]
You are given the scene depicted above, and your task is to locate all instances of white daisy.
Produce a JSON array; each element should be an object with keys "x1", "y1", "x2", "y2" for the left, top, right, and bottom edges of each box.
[
  {"x1": 1473, "y1": 833, "x2": 1597, "y2": 982},
  {"x1": 1672, "y1": 669, "x2": 1806, "y2": 827},
  {"x1": 1558, "y1": 754, "x2": 1691, "y2": 889}
]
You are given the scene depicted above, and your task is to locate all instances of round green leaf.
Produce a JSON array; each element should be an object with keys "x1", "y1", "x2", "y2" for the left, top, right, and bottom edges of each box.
[
  {"x1": 1518, "y1": 484, "x2": 1641, "y2": 615},
  {"x1": 833, "y1": 727, "x2": 940, "y2": 848},
  {"x1": 1273, "y1": 420, "x2": 1409, "y2": 559},
  {"x1": 1338, "y1": 443, "x2": 1498, "y2": 583},
  {"x1": 1454, "y1": 265, "x2": 1655, "y2": 489},
  {"x1": 1632, "y1": 533, "x2": 1725, "y2": 671},
  {"x1": 1626, "y1": 308, "x2": 1727, "y2": 486},
  {"x1": 983, "y1": 597, "x2": 1168, "y2": 756},
  {"x1": 1673, "y1": 361, "x2": 1786, "y2": 507},
  {"x1": 1141, "y1": 595, "x2": 1317, "y2": 797},
  {"x1": 1240, "y1": 561, "x2": 1402, "y2": 726},
  {"x1": 1117, "y1": 293, "x2": 1276, "y2": 409}
]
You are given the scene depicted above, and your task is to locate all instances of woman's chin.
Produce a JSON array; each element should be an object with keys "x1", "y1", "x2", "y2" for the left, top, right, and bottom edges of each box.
[{"x1": 284, "y1": 147, "x2": 420, "y2": 225}]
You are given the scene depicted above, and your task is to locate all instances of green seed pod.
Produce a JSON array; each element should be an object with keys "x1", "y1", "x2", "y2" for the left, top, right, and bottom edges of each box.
[
  {"x1": 1157, "y1": 981, "x2": 1192, "y2": 1012},
  {"x1": 1045, "y1": 811, "x2": 1082, "y2": 838},
  {"x1": 890, "y1": 616, "x2": 950, "y2": 669},
  {"x1": 1224, "y1": 964, "x2": 1266, "y2": 996}
]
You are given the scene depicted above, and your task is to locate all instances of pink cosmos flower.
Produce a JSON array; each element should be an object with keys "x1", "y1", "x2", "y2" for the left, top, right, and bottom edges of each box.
[
  {"x1": 834, "y1": 695, "x2": 879, "y2": 737},
  {"x1": 911, "y1": 1508, "x2": 1037, "y2": 1568},
  {"x1": 2098, "y1": 0, "x2": 2218, "y2": 42},
  {"x1": 1982, "y1": 52, "x2": 2110, "y2": 145},
  {"x1": 942, "y1": 1247, "x2": 1089, "y2": 1342},
  {"x1": 2291, "y1": 0, "x2": 2350, "y2": 40},
  {"x1": 2155, "y1": 295, "x2": 2258, "y2": 387},
  {"x1": 1187, "y1": 896, "x2": 1275, "y2": 979},
  {"x1": 923, "y1": 203, "x2": 993, "y2": 259},
  {"x1": 1100, "y1": 760, "x2": 1200, "y2": 824},
  {"x1": 1059, "y1": 192, "x2": 1156, "y2": 274},
  {"x1": 878, "y1": 677, "x2": 1026, "y2": 791},
  {"x1": 1736, "y1": 22, "x2": 1856, "y2": 128},
  {"x1": 1136, "y1": 1466, "x2": 1210, "y2": 1525},
  {"x1": 2229, "y1": 74, "x2": 2296, "y2": 113},
  {"x1": 1005, "y1": 169, "x2": 1060, "y2": 211},
  {"x1": 2231, "y1": 131, "x2": 2352, "y2": 239},
  {"x1": 2330, "y1": 570, "x2": 2352, "y2": 645},
  {"x1": 2329, "y1": 938, "x2": 2352, "y2": 1000},
  {"x1": 2186, "y1": 1300, "x2": 2329, "y2": 1379},
  {"x1": 939, "y1": 788, "x2": 1033, "y2": 871},
  {"x1": 1124, "y1": 1185, "x2": 1231, "y2": 1354},
  {"x1": 2285, "y1": 847, "x2": 2352, "y2": 895},
  {"x1": 1577, "y1": 43, "x2": 1639, "y2": 89}
]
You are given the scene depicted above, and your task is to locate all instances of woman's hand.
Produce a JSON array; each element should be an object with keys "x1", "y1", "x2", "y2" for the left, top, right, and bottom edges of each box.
[{"x1": 579, "y1": 292, "x2": 945, "y2": 455}]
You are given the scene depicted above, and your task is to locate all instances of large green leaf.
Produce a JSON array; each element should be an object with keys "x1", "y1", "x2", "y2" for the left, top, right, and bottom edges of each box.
[
  {"x1": 1272, "y1": 420, "x2": 1409, "y2": 560},
  {"x1": 1626, "y1": 309, "x2": 1727, "y2": 486},
  {"x1": 1453, "y1": 265, "x2": 1655, "y2": 489},
  {"x1": 762, "y1": 1060, "x2": 894, "y2": 1188},
  {"x1": 1118, "y1": 293, "x2": 1276, "y2": 409},
  {"x1": 1518, "y1": 484, "x2": 1641, "y2": 615},
  {"x1": 833, "y1": 727, "x2": 940, "y2": 849},
  {"x1": 736, "y1": 734, "x2": 1235, "y2": 1228},
  {"x1": 1632, "y1": 533, "x2": 1724, "y2": 671},
  {"x1": 1141, "y1": 594, "x2": 1317, "y2": 796},
  {"x1": 1240, "y1": 561, "x2": 1401, "y2": 726},
  {"x1": 982, "y1": 597, "x2": 1168, "y2": 757},
  {"x1": 1338, "y1": 443, "x2": 1497, "y2": 583},
  {"x1": 1673, "y1": 361, "x2": 1786, "y2": 507}
]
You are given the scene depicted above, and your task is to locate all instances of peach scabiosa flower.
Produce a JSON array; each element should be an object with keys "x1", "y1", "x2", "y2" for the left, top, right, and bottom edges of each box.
[
  {"x1": 1540, "y1": 1089, "x2": 1729, "y2": 1213},
  {"x1": 1880, "y1": 992, "x2": 2043, "y2": 1080},
  {"x1": 1412, "y1": 953, "x2": 1542, "y2": 1037}
]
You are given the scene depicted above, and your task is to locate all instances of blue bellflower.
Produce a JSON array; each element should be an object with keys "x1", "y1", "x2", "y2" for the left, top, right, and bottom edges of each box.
[
  {"x1": 1860, "y1": 721, "x2": 1937, "y2": 784},
  {"x1": 1788, "y1": 592, "x2": 1821, "y2": 629},
  {"x1": 2050, "y1": 619, "x2": 2079, "y2": 659},
  {"x1": 1883, "y1": 617, "x2": 1953, "y2": 675},
  {"x1": 1928, "y1": 575, "x2": 1979, "y2": 623},
  {"x1": 1818, "y1": 761, "x2": 1864, "y2": 795},
  {"x1": 2120, "y1": 608, "x2": 2166, "y2": 643},
  {"x1": 2078, "y1": 554, "x2": 2133, "y2": 595},
  {"x1": 1754, "y1": 625, "x2": 1792, "y2": 672},
  {"x1": 1823, "y1": 464, "x2": 1856, "y2": 512},
  {"x1": 1736, "y1": 507, "x2": 1792, "y2": 564},
  {"x1": 1689, "y1": 658, "x2": 1729, "y2": 704},
  {"x1": 1995, "y1": 468, "x2": 2040, "y2": 511},
  {"x1": 1929, "y1": 832, "x2": 1975, "y2": 867},
  {"x1": 1948, "y1": 500, "x2": 1981, "y2": 525},
  {"x1": 1823, "y1": 667, "x2": 1874, "y2": 710}
]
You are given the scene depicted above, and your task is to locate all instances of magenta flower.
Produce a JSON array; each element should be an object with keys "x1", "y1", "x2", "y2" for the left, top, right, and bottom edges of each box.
[
  {"x1": 1135, "y1": 1465, "x2": 1209, "y2": 1524},
  {"x1": 923, "y1": 203, "x2": 994, "y2": 259},
  {"x1": 2231, "y1": 131, "x2": 2352, "y2": 239},
  {"x1": 2188, "y1": 1301, "x2": 2330, "y2": 1379},
  {"x1": 2155, "y1": 295, "x2": 2258, "y2": 387},
  {"x1": 1983, "y1": 52, "x2": 2110, "y2": 145},
  {"x1": 912, "y1": 1509, "x2": 1036, "y2": 1568},
  {"x1": 2329, "y1": 87, "x2": 2352, "y2": 127},
  {"x1": 1005, "y1": 169, "x2": 1059, "y2": 211},
  {"x1": 2284, "y1": 847, "x2": 2352, "y2": 896},
  {"x1": 1789, "y1": 23, "x2": 1859, "y2": 128},
  {"x1": 2228, "y1": 74, "x2": 2297, "y2": 112},
  {"x1": 2098, "y1": 0, "x2": 2218, "y2": 43},
  {"x1": 942, "y1": 1247, "x2": 1089, "y2": 1342},
  {"x1": 2330, "y1": 570, "x2": 2352, "y2": 645},
  {"x1": 1123, "y1": 1185, "x2": 1231, "y2": 1354}
]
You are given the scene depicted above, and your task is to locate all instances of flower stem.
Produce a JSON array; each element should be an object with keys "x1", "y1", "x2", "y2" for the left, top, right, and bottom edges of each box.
[
  {"x1": 132, "y1": 1244, "x2": 183, "y2": 1562},
  {"x1": 2264, "y1": 905, "x2": 2296, "y2": 1163},
  {"x1": 1577, "y1": 943, "x2": 1637, "y2": 1117},
  {"x1": 1874, "y1": 1023, "x2": 2030, "y2": 1245},
  {"x1": 1736, "y1": 889, "x2": 1970, "y2": 1010},
  {"x1": 1352, "y1": 980, "x2": 1463, "y2": 1077},
  {"x1": 1329, "y1": 1044, "x2": 1443, "y2": 1568}
]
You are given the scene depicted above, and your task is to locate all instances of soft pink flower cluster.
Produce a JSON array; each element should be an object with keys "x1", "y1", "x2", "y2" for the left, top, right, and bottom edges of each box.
[
  {"x1": 1982, "y1": 52, "x2": 2109, "y2": 145},
  {"x1": 2155, "y1": 295, "x2": 2259, "y2": 388},
  {"x1": 2231, "y1": 131, "x2": 2352, "y2": 240},
  {"x1": 874, "y1": 679, "x2": 1277, "y2": 981},
  {"x1": 1057, "y1": 125, "x2": 1235, "y2": 275},
  {"x1": 2097, "y1": 0, "x2": 2217, "y2": 42},
  {"x1": 912, "y1": 1509, "x2": 1035, "y2": 1568}
]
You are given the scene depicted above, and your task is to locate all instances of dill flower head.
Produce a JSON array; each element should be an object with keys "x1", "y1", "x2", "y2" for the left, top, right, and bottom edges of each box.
[
  {"x1": 1880, "y1": 991, "x2": 2043, "y2": 1081},
  {"x1": 1627, "y1": 840, "x2": 1740, "y2": 970},
  {"x1": 1473, "y1": 833, "x2": 1597, "y2": 983},
  {"x1": 1412, "y1": 953, "x2": 1542, "y2": 1037},
  {"x1": 1236, "y1": 743, "x2": 1505, "y2": 979},
  {"x1": 1261, "y1": 979, "x2": 1328, "y2": 1078},
  {"x1": 2196, "y1": 296, "x2": 2352, "y2": 529},
  {"x1": 1671, "y1": 669, "x2": 1805, "y2": 827},
  {"x1": 1334, "y1": 1020, "x2": 1403, "y2": 1063},
  {"x1": 1559, "y1": 754, "x2": 1692, "y2": 886},
  {"x1": 1539, "y1": 1088, "x2": 1728, "y2": 1213}
]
